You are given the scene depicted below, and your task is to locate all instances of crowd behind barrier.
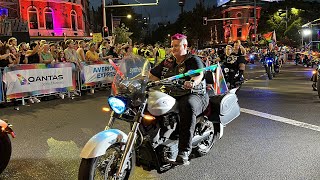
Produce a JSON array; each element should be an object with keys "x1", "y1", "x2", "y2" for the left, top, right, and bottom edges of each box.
[
  {"x1": 1, "y1": 36, "x2": 317, "y2": 109},
  {"x1": 0, "y1": 61, "x2": 119, "y2": 105}
]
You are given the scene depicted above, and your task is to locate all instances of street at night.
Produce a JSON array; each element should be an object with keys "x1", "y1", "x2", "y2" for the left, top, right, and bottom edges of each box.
[{"x1": 1, "y1": 62, "x2": 320, "y2": 180}]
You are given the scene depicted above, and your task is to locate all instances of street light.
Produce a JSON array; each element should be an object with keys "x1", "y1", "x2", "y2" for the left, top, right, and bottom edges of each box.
[{"x1": 302, "y1": 29, "x2": 312, "y2": 36}]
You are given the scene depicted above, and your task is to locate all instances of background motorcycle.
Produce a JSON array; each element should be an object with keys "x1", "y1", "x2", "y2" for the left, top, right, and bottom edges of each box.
[
  {"x1": 263, "y1": 56, "x2": 279, "y2": 80},
  {"x1": 311, "y1": 64, "x2": 320, "y2": 98},
  {"x1": 78, "y1": 59, "x2": 240, "y2": 180},
  {"x1": 0, "y1": 119, "x2": 15, "y2": 174}
]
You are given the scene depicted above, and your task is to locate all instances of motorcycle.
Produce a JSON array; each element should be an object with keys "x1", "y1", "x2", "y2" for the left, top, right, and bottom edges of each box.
[
  {"x1": 78, "y1": 57, "x2": 241, "y2": 180},
  {"x1": 263, "y1": 56, "x2": 279, "y2": 80},
  {"x1": 311, "y1": 64, "x2": 320, "y2": 98},
  {"x1": 0, "y1": 119, "x2": 15, "y2": 174}
]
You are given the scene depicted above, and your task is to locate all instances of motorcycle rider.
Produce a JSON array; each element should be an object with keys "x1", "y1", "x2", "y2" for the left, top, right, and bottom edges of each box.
[
  {"x1": 149, "y1": 33, "x2": 209, "y2": 165},
  {"x1": 263, "y1": 43, "x2": 278, "y2": 69},
  {"x1": 219, "y1": 45, "x2": 239, "y2": 87},
  {"x1": 233, "y1": 40, "x2": 246, "y2": 82}
]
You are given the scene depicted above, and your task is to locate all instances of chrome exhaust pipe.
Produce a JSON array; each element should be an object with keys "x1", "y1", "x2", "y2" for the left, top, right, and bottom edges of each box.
[{"x1": 192, "y1": 130, "x2": 213, "y2": 146}]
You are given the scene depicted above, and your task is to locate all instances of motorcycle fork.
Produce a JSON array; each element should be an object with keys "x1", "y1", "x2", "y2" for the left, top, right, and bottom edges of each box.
[
  {"x1": 116, "y1": 100, "x2": 147, "y2": 177},
  {"x1": 105, "y1": 111, "x2": 115, "y2": 130}
]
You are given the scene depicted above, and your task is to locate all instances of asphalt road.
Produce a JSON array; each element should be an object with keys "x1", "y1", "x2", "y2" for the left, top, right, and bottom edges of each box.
[{"x1": 1, "y1": 61, "x2": 320, "y2": 180}]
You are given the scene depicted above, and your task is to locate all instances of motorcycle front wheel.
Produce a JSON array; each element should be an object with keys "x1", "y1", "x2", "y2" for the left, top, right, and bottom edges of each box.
[
  {"x1": 266, "y1": 66, "x2": 273, "y2": 80},
  {"x1": 78, "y1": 143, "x2": 135, "y2": 180},
  {"x1": 0, "y1": 132, "x2": 12, "y2": 174}
]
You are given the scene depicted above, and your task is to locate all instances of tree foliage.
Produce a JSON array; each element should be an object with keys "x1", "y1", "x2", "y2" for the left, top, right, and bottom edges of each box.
[
  {"x1": 114, "y1": 23, "x2": 133, "y2": 44},
  {"x1": 258, "y1": 0, "x2": 320, "y2": 47}
]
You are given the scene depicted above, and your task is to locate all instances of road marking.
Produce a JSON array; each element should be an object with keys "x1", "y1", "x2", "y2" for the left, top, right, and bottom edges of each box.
[{"x1": 240, "y1": 108, "x2": 320, "y2": 132}]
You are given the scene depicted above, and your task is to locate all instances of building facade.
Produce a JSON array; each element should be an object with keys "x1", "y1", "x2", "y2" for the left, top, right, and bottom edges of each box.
[
  {"x1": 12, "y1": 0, "x2": 89, "y2": 37},
  {"x1": 222, "y1": 6, "x2": 262, "y2": 42}
]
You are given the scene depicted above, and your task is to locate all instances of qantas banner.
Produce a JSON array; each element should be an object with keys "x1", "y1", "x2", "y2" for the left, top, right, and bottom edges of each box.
[{"x1": 3, "y1": 63, "x2": 75, "y2": 100}]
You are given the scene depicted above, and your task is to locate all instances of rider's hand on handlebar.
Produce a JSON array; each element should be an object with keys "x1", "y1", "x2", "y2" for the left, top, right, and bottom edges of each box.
[{"x1": 183, "y1": 81, "x2": 194, "y2": 89}]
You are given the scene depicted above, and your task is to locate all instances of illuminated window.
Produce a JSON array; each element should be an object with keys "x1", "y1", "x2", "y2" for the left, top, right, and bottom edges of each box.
[
  {"x1": 71, "y1": 10, "x2": 77, "y2": 31},
  {"x1": 44, "y1": 8, "x2": 54, "y2": 30},
  {"x1": 28, "y1": 7, "x2": 38, "y2": 29},
  {"x1": 237, "y1": 28, "x2": 242, "y2": 37}
]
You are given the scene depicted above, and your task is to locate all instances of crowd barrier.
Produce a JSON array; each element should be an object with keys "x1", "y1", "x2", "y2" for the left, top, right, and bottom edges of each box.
[{"x1": 0, "y1": 60, "x2": 120, "y2": 103}]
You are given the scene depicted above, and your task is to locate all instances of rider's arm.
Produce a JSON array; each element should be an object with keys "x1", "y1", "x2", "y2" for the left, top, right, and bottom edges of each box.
[
  {"x1": 149, "y1": 58, "x2": 167, "y2": 81},
  {"x1": 187, "y1": 56, "x2": 205, "y2": 86},
  {"x1": 190, "y1": 72, "x2": 204, "y2": 85},
  {"x1": 240, "y1": 45, "x2": 246, "y2": 55}
]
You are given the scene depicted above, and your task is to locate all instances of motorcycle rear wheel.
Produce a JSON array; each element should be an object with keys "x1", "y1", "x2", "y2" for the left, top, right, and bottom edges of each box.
[
  {"x1": 0, "y1": 132, "x2": 12, "y2": 174},
  {"x1": 78, "y1": 143, "x2": 135, "y2": 180},
  {"x1": 194, "y1": 121, "x2": 216, "y2": 157}
]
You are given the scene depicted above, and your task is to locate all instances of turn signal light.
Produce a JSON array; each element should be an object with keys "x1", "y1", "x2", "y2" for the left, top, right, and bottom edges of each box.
[
  {"x1": 143, "y1": 114, "x2": 156, "y2": 121},
  {"x1": 102, "y1": 107, "x2": 111, "y2": 112},
  {"x1": 312, "y1": 70, "x2": 317, "y2": 74}
]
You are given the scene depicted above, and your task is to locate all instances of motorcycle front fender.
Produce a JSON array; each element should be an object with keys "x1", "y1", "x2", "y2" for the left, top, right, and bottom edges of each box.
[{"x1": 80, "y1": 129, "x2": 128, "y2": 159}]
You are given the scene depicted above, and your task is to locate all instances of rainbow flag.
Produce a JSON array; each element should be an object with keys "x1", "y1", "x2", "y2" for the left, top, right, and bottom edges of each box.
[
  {"x1": 263, "y1": 32, "x2": 273, "y2": 42},
  {"x1": 263, "y1": 30, "x2": 277, "y2": 43},
  {"x1": 214, "y1": 63, "x2": 228, "y2": 95}
]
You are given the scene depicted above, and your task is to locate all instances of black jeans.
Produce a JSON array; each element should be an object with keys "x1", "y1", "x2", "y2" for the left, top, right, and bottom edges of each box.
[{"x1": 176, "y1": 93, "x2": 209, "y2": 152}]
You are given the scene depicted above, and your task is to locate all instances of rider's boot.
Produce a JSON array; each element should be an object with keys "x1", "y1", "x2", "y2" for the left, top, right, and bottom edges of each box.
[
  {"x1": 312, "y1": 82, "x2": 317, "y2": 91},
  {"x1": 176, "y1": 151, "x2": 190, "y2": 165}
]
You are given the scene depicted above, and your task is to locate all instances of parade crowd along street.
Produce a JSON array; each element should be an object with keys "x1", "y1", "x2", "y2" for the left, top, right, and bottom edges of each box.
[{"x1": 0, "y1": 36, "x2": 318, "y2": 110}]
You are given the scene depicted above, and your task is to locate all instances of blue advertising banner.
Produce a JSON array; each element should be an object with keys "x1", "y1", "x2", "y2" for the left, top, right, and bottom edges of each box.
[
  {"x1": 0, "y1": 70, "x2": 3, "y2": 103},
  {"x1": 217, "y1": 0, "x2": 230, "y2": 7}
]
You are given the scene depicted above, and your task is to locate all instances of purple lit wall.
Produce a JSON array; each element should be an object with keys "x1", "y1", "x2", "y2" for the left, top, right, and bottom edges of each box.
[{"x1": 19, "y1": 1, "x2": 85, "y2": 37}]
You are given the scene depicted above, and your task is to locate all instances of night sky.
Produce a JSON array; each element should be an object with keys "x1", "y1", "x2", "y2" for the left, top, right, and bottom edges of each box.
[
  {"x1": 91, "y1": 0, "x2": 320, "y2": 24},
  {"x1": 91, "y1": 0, "x2": 216, "y2": 24}
]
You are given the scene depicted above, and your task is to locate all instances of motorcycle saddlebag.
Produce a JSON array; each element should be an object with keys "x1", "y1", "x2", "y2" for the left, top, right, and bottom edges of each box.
[{"x1": 208, "y1": 90, "x2": 240, "y2": 125}]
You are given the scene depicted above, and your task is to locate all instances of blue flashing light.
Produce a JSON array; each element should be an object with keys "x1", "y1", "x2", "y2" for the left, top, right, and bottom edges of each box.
[{"x1": 108, "y1": 96, "x2": 127, "y2": 114}]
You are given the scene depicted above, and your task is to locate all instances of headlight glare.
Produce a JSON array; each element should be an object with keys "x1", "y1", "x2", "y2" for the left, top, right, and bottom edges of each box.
[{"x1": 108, "y1": 96, "x2": 127, "y2": 114}]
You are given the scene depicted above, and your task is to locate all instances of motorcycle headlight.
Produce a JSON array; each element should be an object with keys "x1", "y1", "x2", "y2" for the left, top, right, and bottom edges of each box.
[
  {"x1": 108, "y1": 96, "x2": 127, "y2": 114},
  {"x1": 266, "y1": 58, "x2": 273, "y2": 63},
  {"x1": 250, "y1": 54, "x2": 254, "y2": 59}
]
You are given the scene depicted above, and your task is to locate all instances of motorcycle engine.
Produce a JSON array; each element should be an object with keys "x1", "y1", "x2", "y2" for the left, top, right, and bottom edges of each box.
[
  {"x1": 156, "y1": 139, "x2": 179, "y2": 163},
  {"x1": 142, "y1": 112, "x2": 179, "y2": 147}
]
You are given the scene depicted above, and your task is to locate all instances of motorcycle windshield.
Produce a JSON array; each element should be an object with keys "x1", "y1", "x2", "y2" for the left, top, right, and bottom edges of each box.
[{"x1": 111, "y1": 56, "x2": 151, "y2": 98}]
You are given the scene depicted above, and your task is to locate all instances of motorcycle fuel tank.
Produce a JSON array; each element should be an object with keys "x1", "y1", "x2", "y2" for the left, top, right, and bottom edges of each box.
[{"x1": 147, "y1": 90, "x2": 178, "y2": 116}]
